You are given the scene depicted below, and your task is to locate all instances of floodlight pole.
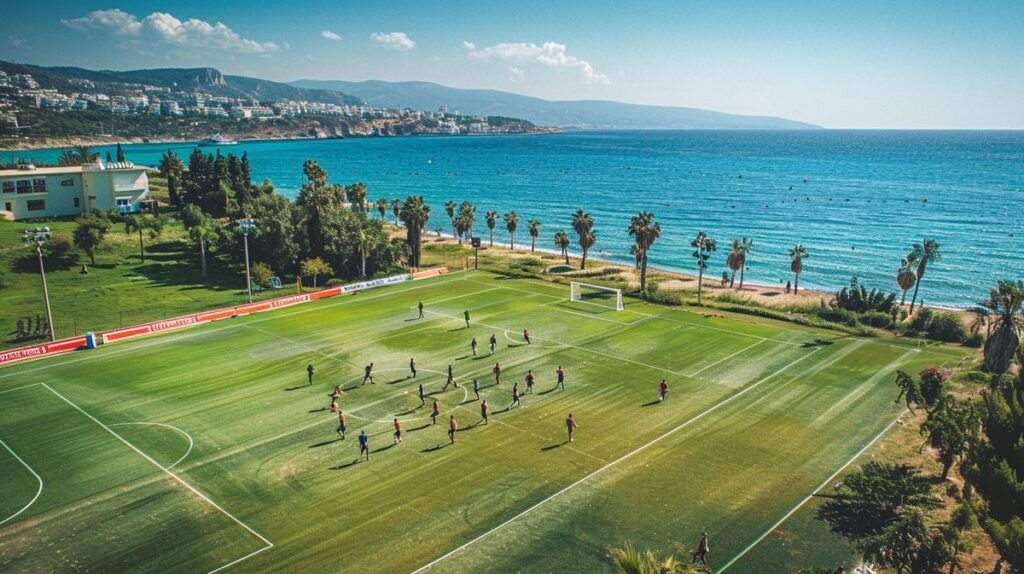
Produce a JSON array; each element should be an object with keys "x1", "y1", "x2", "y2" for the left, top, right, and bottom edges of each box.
[
  {"x1": 238, "y1": 218, "x2": 256, "y2": 304},
  {"x1": 35, "y1": 240, "x2": 56, "y2": 342}
]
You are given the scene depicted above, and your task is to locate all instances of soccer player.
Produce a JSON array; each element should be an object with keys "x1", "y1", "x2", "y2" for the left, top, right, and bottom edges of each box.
[
  {"x1": 691, "y1": 532, "x2": 709, "y2": 567},
  {"x1": 471, "y1": 337, "x2": 478, "y2": 356},
  {"x1": 358, "y1": 430, "x2": 370, "y2": 461},
  {"x1": 393, "y1": 418, "x2": 403, "y2": 444},
  {"x1": 659, "y1": 379, "x2": 669, "y2": 402},
  {"x1": 419, "y1": 383, "x2": 426, "y2": 407},
  {"x1": 331, "y1": 399, "x2": 339, "y2": 413},
  {"x1": 362, "y1": 362, "x2": 375, "y2": 385},
  {"x1": 443, "y1": 364, "x2": 458, "y2": 390},
  {"x1": 464, "y1": 309, "x2": 471, "y2": 328},
  {"x1": 418, "y1": 301, "x2": 424, "y2": 319},
  {"x1": 489, "y1": 333, "x2": 497, "y2": 355},
  {"x1": 448, "y1": 415, "x2": 458, "y2": 444},
  {"x1": 493, "y1": 362, "x2": 502, "y2": 385},
  {"x1": 525, "y1": 370, "x2": 535, "y2": 394},
  {"x1": 332, "y1": 384, "x2": 342, "y2": 399},
  {"x1": 556, "y1": 366, "x2": 566, "y2": 391},
  {"x1": 510, "y1": 383, "x2": 521, "y2": 409},
  {"x1": 480, "y1": 400, "x2": 489, "y2": 424},
  {"x1": 431, "y1": 399, "x2": 440, "y2": 425},
  {"x1": 473, "y1": 378, "x2": 481, "y2": 401},
  {"x1": 307, "y1": 363, "x2": 315, "y2": 385},
  {"x1": 336, "y1": 411, "x2": 347, "y2": 439},
  {"x1": 410, "y1": 357, "x2": 417, "y2": 379},
  {"x1": 523, "y1": 328, "x2": 531, "y2": 345},
  {"x1": 566, "y1": 413, "x2": 578, "y2": 442}
]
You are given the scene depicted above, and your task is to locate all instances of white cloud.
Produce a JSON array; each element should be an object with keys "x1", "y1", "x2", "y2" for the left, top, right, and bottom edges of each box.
[
  {"x1": 62, "y1": 8, "x2": 280, "y2": 54},
  {"x1": 8, "y1": 35, "x2": 27, "y2": 48},
  {"x1": 509, "y1": 66, "x2": 525, "y2": 81},
  {"x1": 465, "y1": 41, "x2": 609, "y2": 84},
  {"x1": 370, "y1": 32, "x2": 415, "y2": 51},
  {"x1": 321, "y1": 30, "x2": 342, "y2": 42}
]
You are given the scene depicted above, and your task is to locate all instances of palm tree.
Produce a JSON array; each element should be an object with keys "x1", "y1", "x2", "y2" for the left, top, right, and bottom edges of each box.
[
  {"x1": 691, "y1": 231, "x2": 716, "y2": 305},
  {"x1": 345, "y1": 182, "x2": 367, "y2": 212},
  {"x1": 789, "y1": 244, "x2": 809, "y2": 293},
  {"x1": 485, "y1": 210, "x2": 498, "y2": 247},
  {"x1": 124, "y1": 213, "x2": 165, "y2": 263},
  {"x1": 399, "y1": 196, "x2": 431, "y2": 268},
  {"x1": 726, "y1": 239, "x2": 743, "y2": 288},
  {"x1": 528, "y1": 219, "x2": 541, "y2": 252},
  {"x1": 188, "y1": 221, "x2": 216, "y2": 278},
  {"x1": 57, "y1": 145, "x2": 99, "y2": 166},
  {"x1": 554, "y1": 230, "x2": 570, "y2": 264},
  {"x1": 908, "y1": 238, "x2": 940, "y2": 313},
  {"x1": 376, "y1": 198, "x2": 388, "y2": 221},
  {"x1": 607, "y1": 541, "x2": 700, "y2": 574},
  {"x1": 628, "y1": 211, "x2": 661, "y2": 296},
  {"x1": 459, "y1": 201, "x2": 476, "y2": 241},
  {"x1": 572, "y1": 208, "x2": 596, "y2": 270},
  {"x1": 357, "y1": 228, "x2": 368, "y2": 278},
  {"x1": 896, "y1": 251, "x2": 919, "y2": 307},
  {"x1": 445, "y1": 200, "x2": 458, "y2": 242},
  {"x1": 504, "y1": 211, "x2": 520, "y2": 249},
  {"x1": 391, "y1": 198, "x2": 401, "y2": 226},
  {"x1": 735, "y1": 238, "x2": 753, "y2": 289},
  {"x1": 975, "y1": 280, "x2": 1024, "y2": 374}
]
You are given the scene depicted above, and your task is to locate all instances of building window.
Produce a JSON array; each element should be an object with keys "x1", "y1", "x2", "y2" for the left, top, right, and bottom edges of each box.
[
  {"x1": 16, "y1": 180, "x2": 31, "y2": 194},
  {"x1": 116, "y1": 197, "x2": 131, "y2": 213},
  {"x1": 32, "y1": 178, "x2": 46, "y2": 193},
  {"x1": 2, "y1": 181, "x2": 13, "y2": 194},
  {"x1": 26, "y1": 199, "x2": 45, "y2": 211},
  {"x1": 4, "y1": 202, "x2": 11, "y2": 212},
  {"x1": 73, "y1": 197, "x2": 80, "y2": 208},
  {"x1": 60, "y1": 178, "x2": 75, "y2": 187}
]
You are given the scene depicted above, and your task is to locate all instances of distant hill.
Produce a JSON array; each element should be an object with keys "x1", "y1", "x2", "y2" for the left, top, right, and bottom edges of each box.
[
  {"x1": 0, "y1": 61, "x2": 361, "y2": 106},
  {"x1": 289, "y1": 79, "x2": 819, "y2": 130}
]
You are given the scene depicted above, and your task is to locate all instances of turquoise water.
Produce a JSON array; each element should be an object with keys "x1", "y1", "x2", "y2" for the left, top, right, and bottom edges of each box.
[{"x1": 6, "y1": 130, "x2": 1023, "y2": 307}]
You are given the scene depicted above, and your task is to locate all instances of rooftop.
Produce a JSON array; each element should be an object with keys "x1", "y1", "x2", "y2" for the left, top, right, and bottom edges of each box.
[{"x1": 0, "y1": 162, "x2": 151, "y2": 177}]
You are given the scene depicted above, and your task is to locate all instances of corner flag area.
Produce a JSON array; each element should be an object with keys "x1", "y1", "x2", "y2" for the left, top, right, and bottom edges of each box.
[{"x1": 0, "y1": 270, "x2": 970, "y2": 573}]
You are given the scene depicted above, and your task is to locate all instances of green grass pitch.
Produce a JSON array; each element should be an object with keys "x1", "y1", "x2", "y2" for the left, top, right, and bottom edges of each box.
[{"x1": 0, "y1": 271, "x2": 970, "y2": 573}]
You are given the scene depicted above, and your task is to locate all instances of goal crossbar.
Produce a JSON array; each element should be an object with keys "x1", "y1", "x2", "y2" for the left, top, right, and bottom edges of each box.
[{"x1": 569, "y1": 282, "x2": 624, "y2": 311}]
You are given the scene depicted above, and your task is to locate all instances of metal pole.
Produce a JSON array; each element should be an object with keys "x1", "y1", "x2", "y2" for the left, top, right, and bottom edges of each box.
[
  {"x1": 243, "y1": 232, "x2": 253, "y2": 304},
  {"x1": 36, "y1": 244, "x2": 56, "y2": 342}
]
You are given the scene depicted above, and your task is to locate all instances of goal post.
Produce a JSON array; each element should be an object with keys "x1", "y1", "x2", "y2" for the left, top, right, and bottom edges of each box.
[{"x1": 569, "y1": 282, "x2": 624, "y2": 311}]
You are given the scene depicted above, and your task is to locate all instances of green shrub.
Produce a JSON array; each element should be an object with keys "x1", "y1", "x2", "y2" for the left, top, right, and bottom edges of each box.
[
  {"x1": 926, "y1": 312, "x2": 967, "y2": 344},
  {"x1": 326, "y1": 278, "x2": 345, "y2": 287},
  {"x1": 548, "y1": 265, "x2": 573, "y2": 273},
  {"x1": 858, "y1": 311, "x2": 896, "y2": 330},
  {"x1": 644, "y1": 288, "x2": 684, "y2": 306},
  {"x1": 814, "y1": 307, "x2": 859, "y2": 327},
  {"x1": 907, "y1": 307, "x2": 934, "y2": 334},
  {"x1": 518, "y1": 257, "x2": 543, "y2": 267},
  {"x1": 963, "y1": 333, "x2": 984, "y2": 348}
]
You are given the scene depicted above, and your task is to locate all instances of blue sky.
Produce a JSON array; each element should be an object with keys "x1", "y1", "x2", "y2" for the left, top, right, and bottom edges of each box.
[{"x1": 2, "y1": 1, "x2": 1022, "y2": 128}]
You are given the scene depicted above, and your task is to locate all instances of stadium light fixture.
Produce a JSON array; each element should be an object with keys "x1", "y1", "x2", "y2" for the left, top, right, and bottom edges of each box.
[{"x1": 23, "y1": 231, "x2": 56, "y2": 341}]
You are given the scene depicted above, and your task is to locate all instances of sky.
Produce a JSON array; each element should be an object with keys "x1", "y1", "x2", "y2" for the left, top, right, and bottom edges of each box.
[{"x1": 1, "y1": 0, "x2": 1022, "y2": 128}]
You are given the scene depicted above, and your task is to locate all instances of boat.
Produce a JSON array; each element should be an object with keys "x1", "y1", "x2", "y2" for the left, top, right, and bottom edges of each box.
[{"x1": 198, "y1": 133, "x2": 238, "y2": 146}]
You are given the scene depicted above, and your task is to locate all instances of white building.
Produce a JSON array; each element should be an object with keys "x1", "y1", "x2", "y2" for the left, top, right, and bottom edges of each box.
[{"x1": 0, "y1": 162, "x2": 151, "y2": 221}]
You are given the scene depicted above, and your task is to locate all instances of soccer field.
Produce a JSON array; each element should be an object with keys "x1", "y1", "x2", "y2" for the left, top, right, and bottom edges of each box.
[{"x1": 0, "y1": 270, "x2": 970, "y2": 573}]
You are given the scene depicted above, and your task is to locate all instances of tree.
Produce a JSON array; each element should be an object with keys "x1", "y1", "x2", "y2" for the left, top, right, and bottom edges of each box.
[
  {"x1": 908, "y1": 239, "x2": 941, "y2": 313},
  {"x1": 528, "y1": 219, "x2": 541, "y2": 252},
  {"x1": 789, "y1": 244, "x2": 809, "y2": 293},
  {"x1": 400, "y1": 195, "x2": 430, "y2": 268},
  {"x1": 376, "y1": 198, "x2": 388, "y2": 221},
  {"x1": 897, "y1": 251, "x2": 919, "y2": 307},
  {"x1": 485, "y1": 210, "x2": 498, "y2": 247},
  {"x1": 736, "y1": 237, "x2": 753, "y2": 289},
  {"x1": 251, "y1": 262, "x2": 274, "y2": 288},
  {"x1": 726, "y1": 239, "x2": 743, "y2": 288},
  {"x1": 72, "y1": 213, "x2": 111, "y2": 265},
  {"x1": 975, "y1": 279, "x2": 1024, "y2": 375},
  {"x1": 58, "y1": 145, "x2": 98, "y2": 166},
  {"x1": 920, "y1": 397, "x2": 978, "y2": 480},
  {"x1": 628, "y1": 211, "x2": 661, "y2": 296},
  {"x1": 124, "y1": 213, "x2": 165, "y2": 263},
  {"x1": 554, "y1": 230, "x2": 570, "y2": 264},
  {"x1": 446, "y1": 200, "x2": 458, "y2": 241},
  {"x1": 115, "y1": 142, "x2": 126, "y2": 163},
  {"x1": 296, "y1": 160, "x2": 345, "y2": 259},
  {"x1": 391, "y1": 198, "x2": 401, "y2": 226},
  {"x1": 607, "y1": 541, "x2": 701, "y2": 574},
  {"x1": 504, "y1": 211, "x2": 520, "y2": 250},
  {"x1": 459, "y1": 201, "x2": 476, "y2": 242},
  {"x1": 157, "y1": 149, "x2": 185, "y2": 180},
  {"x1": 300, "y1": 257, "x2": 333, "y2": 288},
  {"x1": 572, "y1": 208, "x2": 596, "y2": 270},
  {"x1": 895, "y1": 367, "x2": 950, "y2": 415},
  {"x1": 691, "y1": 231, "x2": 716, "y2": 305},
  {"x1": 181, "y1": 204, "x2": 219, "y2": 278},
  {"x1": 345, "y1": 182, "x2": 367, "y2": 212}
]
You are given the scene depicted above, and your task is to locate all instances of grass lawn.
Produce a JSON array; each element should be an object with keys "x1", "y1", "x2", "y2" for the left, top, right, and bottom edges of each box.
[{"x1": 0, "y1": 270, "x2": 971, "y2": 573}]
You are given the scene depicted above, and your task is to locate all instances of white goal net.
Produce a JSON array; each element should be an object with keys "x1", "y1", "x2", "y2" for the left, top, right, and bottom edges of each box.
[{"x1": 570, "y1": 282, "x2": 624, "y2": 311}]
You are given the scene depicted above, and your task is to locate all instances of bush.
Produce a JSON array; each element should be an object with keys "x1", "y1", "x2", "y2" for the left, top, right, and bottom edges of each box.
[
  {"x1": 963, "y1": 333, "x2": 984, "y2": 348},
  {"x1": 813, "y1": 307, "x2": 859, "y2": 327},
  {"x1": 547, "y1": 265, "x2": 573, "y2": 273},
  {"x1": 518, "y1": 257, "x2": 543, "y2": 267},
  {"x1": 326, "y1": 278, "x2": 345, "y2": 287},
  {"x1": 251, "y1": 262, "x2": 274, "y2": 288},
  {"x1": 644, "y1": 288, "x2": 684, "y2": 306},
  {"x1": 833, "y1": 276, "x2": 898, "y2": 314},
  {"x1": 858, "y1": 311, "x2": 896, "y2": 330},
  {"x1": 926, "y1": 312, "x2": 967, "y2": 344},
  {"x1": 907, "y1": 307, "x2": 934, "y2": 334}
]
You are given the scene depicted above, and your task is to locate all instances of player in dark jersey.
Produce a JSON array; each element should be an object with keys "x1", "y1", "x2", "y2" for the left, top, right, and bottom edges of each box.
[
  {"x1": 464, "y1": 310, "x2": 471, "y2": 328},
  {"x1": 443, "y1": 364, "x2": 458, "y2": 390},
  {"x1": 358, "y1": 430, "x2": 370, "y2": 461},
  {"x1": 307, "y1": 363, "x2": 315, "y2": 385},
  {"x1": 473, "y1": 378, "x2": 481, "y2": 401},
  {"x1": 362, "y1": 362, "x2": 375, "y2": 385},
  {"x1": 510, "y1": 383, "x2": 521, "y2": 409},
  {"x1": 431, "y1": 399, "x2": 440, "y2": 425},
  {"x1": 418, "y1": 301, "x2": 424, "y2": 319},
  {"x1": 493, "y1": 362, "x2": 502, "y2": 385},
  {"x1": 691, "y1": 531, "x2": 709, "y2": 567},
  {"x1": 556, "y1": 366, "x2": 566, "y2": 391},
  {"x1": 448, "y1": 415, "x2": 458, "y2": 444},
  {"x1": 419, "y1": 383, "x2": 426, "y2": 407},
  {"x1": 659, "y1": 379, "x2": 668, "y2": 402},
  {"x1": 489, "y1": 334, "x2": 497, "y2": 355},
  {"x1": 566, "y1": 413, "x2": 578, "y2": 442},
  {"x1": 525, "y1": 370, "x2": 535, "y2": 394},
  {"x1": 471, "y1": 337, "x2": 478, "y2": 356},
  {"x1": 480, "y1": 400, "x2": 489, "y2": 424},
  {"x1": 410, "y1": 357, "x2": 417, "y2": 378}
]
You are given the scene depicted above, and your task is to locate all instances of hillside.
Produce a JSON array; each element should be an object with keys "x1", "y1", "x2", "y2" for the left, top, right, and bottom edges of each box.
[
  {"x1": 0, "y1": 61, "x2": 361, "y2": 106},
  {"x1": 289, "y1": 79, "x2": 820, "y2": 129}
]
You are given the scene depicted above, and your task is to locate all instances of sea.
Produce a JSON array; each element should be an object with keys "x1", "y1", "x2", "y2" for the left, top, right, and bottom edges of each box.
[{"x1": 5, "y1": 130, "x2": 1023, "y2": 308}]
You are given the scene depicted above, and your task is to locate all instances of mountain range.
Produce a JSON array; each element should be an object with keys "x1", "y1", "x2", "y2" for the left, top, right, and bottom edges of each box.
[{"x1": 290, "y1": 79, "x2": 819, "y2": 130}]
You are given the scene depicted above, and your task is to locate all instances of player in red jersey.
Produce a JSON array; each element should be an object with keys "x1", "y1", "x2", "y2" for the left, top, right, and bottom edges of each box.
[
  {"x1": 393, "y1": 418, "x2": 403, "y2": 444},
  {"x1": 493, "y1": 362, "x2": 502, "y2": 385},
  {"x1": 659, "y1": 379, "x2": 669, "y2": 402},
  {"x1": 336, "y1": 411, "x2": 347, "y2": 439},
  {"x1": 448, "y1": 415, "x2": 458, "y2": 444},
  {"x1": 480, "y1": 400, "x2": 489, "y2": 424},
  {"x1": 523, "y1": 329, "x2": 531, "y2": 344}
]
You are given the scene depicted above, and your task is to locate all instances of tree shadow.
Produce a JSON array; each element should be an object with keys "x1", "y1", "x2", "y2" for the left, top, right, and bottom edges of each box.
[{"x1": 309, "y1": 438, "x2": 342, "y2": 448}]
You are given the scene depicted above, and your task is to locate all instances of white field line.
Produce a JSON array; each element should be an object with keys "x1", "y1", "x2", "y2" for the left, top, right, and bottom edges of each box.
[
  {"x1": 544, "y1": 305, "x2": 636, "y2": 326},
  {"x1": 242, "y1": 324, "x2": 361, "y2": 371},
  {"x1": 0, "y1": 382, "x2": 42, "y2": 394},
  {"x1": 206, "y1": 545, "x2": 275, "y2": 574},
  {"x1": 718, "y1": 412, "x2": 906, "y2": 572},
  {"x1": 422, "y1": 287, "x2": 501, "y2": 306},
  {"x1": 40, "y1": 383, "x2": 273, "y2": 573},
  {"x1": 466, "y1": 279, "x2": 563, "y2": 300},
  {"x1": 408, "y1": 348, "x2": 821, "y2": 573},
  {"x1": 107, "y1": 422, "x2": 194, "y2": 471},
  {"x1": 0, "y1": 438, "x2": 44, "y2": 527},
  {"x1": 687, "y1": 339, "x2": 770, "y2": 378},
  {"x1": 0, "y1": 272, "x2": 474, "y2": 380}
]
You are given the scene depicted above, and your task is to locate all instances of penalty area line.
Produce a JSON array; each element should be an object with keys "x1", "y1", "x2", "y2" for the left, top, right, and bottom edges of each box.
[
  {"x1": 0, "y1": 437, "x2": 44, "y2": 527},
  {"x1": 408, "y1": 348, "x2": 820, "y2": 573},
  {"x1": 39, "y1": 383, "x2": 273, "y2": 573}
]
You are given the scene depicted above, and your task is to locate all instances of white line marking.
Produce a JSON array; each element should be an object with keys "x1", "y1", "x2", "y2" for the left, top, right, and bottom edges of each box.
[
  {"x1": 39, "y1": 384, "x2": 273, "y2": 573},
  {"x1": 687, "y1": 339, "x2": 770, "y2": 378},
  {"x1": 423, "y1": 287, "x2": 501, "y2": 306},
  {"x1": 206, "y1": 545, "x2": 274, "y2": 574},
  {"x1": 0, "y1": 382, "x2": 42, "y2": 394},
  {"x1": 0, "y1": 438, "x2": 44, "y2": 527},
  {"x1": 545, "y1": 305, "x2": 634, "y2": 325},
  {"x1": 107, "y1": 422, "x2": 195, "y2": 471},
  {"x1": 408, "y1": 348, "x2": 820, "y2": 573},
  {"x1": 718, "y1": 412, "x2": 906, "y2": 572}
]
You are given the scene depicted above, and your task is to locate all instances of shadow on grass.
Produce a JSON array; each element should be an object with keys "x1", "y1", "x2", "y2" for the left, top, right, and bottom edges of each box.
[
  {"x1": 538, "y1": 388, "x2": 558, "y2": 396},
  {"x1": 374, "y1": 444, "x2": 396, "y2": 454},
  {"x1": 285, "y1": 385, "x2": 307, "y2": 391},
  {"x1": 642, "y1": 400, "x2": 661, "y2": 407},
  {"x1": 421, "y1": 443, "x2": 451, "y2": 453},
  {"x1": 331, "y1": 459, "x2": 365, "y2": 470},
  {"x1": 802, "y1": 338, "x2": 839, "y2": 348},
  {"x1": 309, "y1": 407, "x2": 328, "y2": 413},
  {"x1": 541, "y1": 442, "x2": 567, "y2": 451},
  {"x1": 407, "y1": 424, "x2": 431, "y2": 433},
  {"x1": 309, "y1": 438, "x2": 342, "y2": 448},
  {"x1": 385, "y1": 377, "x2": 410, "y2": 385}
]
